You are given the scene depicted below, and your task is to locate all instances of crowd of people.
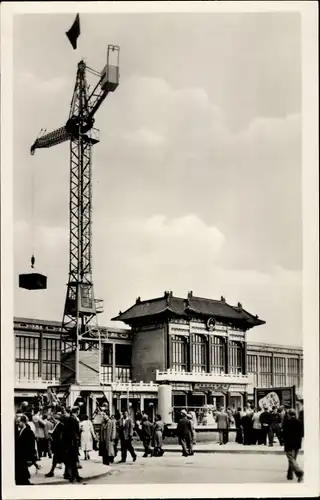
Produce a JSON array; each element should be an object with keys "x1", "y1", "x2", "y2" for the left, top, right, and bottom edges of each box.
[
  {"x1": 214, "y1": 403, "x2": 304, "y2": 481},
  {"x1": 14, "y1": 401, "x2": 304, "y2": 485},
  {"x1": 231, "y1": 404, "x2": 304, "y2": 449},
  {"x1": 14, "y1": 402, "x2": 170, "y2": 485}
]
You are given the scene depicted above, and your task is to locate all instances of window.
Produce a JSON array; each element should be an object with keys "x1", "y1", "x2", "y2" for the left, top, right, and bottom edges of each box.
[
  {"x1": 115, "y1": 344, "x2": 132, "y2": 382},
  {"x1": 15, "y1": 336, "x2": 40, "y2": 380},
  {"x1": 42, "y1": 338, "x2": 61, "y2": 362},
  {"x1": 172, "y1": 335, "x2": 188, "y2": 372},
  {"x1": 210, "y1": 336, "x2": 225, "y2": 373},
  {"x1": 274, "y1": 357, "x2": 286, "y2": 386},
  {"x1": 115, "y1": 344, "x2": 132, "y2": 366},
  {"x1": 300, "y1": 358, "x2": 303, "y2": 385},
  {"x1": 42, "y1": 362, "x2": 60, "y2": 381},
  {"x1": 260, "y1": 355, "x2": 272, "y2": 387},
  {"x1": 15, "y1": 336, "x2": 39, "y2": 360},
  {"x1": 191, "y1": 334, "x2": 207, "y2": 373},
  {"x1": 102, "y1": 343, "x2": 113, "y2": 365},
  {"x1": 287, "y1": 358, "x2": 299, "y2": 386},
  {"x1": 247, "y1": 354, "x2": 258, "y2": 386},
  {"x1": 229, "y1": 341, "x2": 242, "y2": 374},
  {"x1": 15, "y1": 361, "x2": 39, "y2": 380},
  {"x1": 42, "y1": 338, "x2": 61, "y2": 381}
]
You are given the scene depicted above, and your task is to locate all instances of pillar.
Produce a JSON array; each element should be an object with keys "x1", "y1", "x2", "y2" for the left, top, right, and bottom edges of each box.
[
  {"x1": 208, "y1": 335, "x2": 213, "y2": 372},
  {"x1": 297, "y1": 356, "x2": 301, "y2": 388},
  {"x1": 112, "y1": 343, "x2": 116, "y2": 382},
  {"x1": 68, "y1": 386, "x2": 80, "y2": 407},
  {"x1": 188, "y1": 334, "x2": 193, "y2": 372},
  {"x1": 225, "y1": 337, "x2": 229, "y2": 374},
  {"x1": 226, "y1": 391, "x2": 231, "y2": 408},
  {"x1": 158, "y1": 385, "x2": 172, "y2": 425},
  {"x1": 39, "y1": 332, "x2": 43, "y2": 379},
  {"x1": 242, "y1": 341, "x2": 247, "y2": 375},
  {"x1": 271, "y1": 353, "x2": 275, "y2": 387},
  {"x1": 206, "y1": 335, "x2": 211, "y2": 373},
  {"x1": 116, "y1": 397, "x2": 121, "y2": 411},
  {"x1": 140, "y1": 395, "x2": 145, "y2": 413},
  {"x1": 243, "y1": 391, "x2": 248, "y2": 407},
  {"x1": 166, "y1": 323, "x2": 172, "y2": 370}
]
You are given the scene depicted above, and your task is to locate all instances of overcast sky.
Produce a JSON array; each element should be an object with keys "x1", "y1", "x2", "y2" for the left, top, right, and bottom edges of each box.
[{"x1": 13, "y1": 12, "x2": 302, "y2": 346}]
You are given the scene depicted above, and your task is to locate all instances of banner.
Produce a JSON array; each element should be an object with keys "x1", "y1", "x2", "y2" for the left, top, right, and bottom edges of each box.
[{"x1": 254, "y1": 386, "x2": 296, "y2": 409}]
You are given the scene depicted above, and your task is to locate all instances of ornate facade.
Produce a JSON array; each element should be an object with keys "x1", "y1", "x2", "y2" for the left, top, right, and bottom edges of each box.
[{"x1": 14, "y1": 292, "x2": 303, "y2": 419}]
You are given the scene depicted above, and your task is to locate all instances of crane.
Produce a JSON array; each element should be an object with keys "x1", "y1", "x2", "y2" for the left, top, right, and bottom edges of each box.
[{"x1": 30, "y1": 45, "x2": 120, "y2": 387}]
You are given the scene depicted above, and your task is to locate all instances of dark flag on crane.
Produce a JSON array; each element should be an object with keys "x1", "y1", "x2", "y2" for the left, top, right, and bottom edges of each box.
[{"x1": 66, "y1": 14, "x2": 80, "y2": 50}]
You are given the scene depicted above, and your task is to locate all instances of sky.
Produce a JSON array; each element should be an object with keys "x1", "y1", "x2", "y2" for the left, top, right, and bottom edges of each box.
[{"x1": 13, "y1": 12, "x2": 302, "y2": 346}]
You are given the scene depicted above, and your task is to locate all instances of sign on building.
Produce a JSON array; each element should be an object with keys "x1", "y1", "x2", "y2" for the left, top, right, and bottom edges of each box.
[{"x1": 254, "y1": 386, "x2": 296, "y2": 409}]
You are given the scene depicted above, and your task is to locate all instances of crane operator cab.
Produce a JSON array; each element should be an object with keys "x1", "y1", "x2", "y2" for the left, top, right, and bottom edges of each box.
[{"x1": 100, "y1": 45, "x2": 120, "y2": 93}]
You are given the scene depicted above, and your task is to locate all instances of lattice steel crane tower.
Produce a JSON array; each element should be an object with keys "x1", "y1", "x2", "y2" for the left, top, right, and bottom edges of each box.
[{"x1": 30, "y1": 46, "x2": 120, "y2": 386}]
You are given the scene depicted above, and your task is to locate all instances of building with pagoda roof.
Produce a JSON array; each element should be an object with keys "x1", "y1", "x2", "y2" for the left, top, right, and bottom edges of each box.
[
  {"x1": 113, "y1": 291, "x2": 265, "y2": 329},
  {"x1": 112, "y1": 291, "x2": 266, "y2": 413},
  {"x1": 13, "y1": 292, "x2": 303, "y2": 422}
]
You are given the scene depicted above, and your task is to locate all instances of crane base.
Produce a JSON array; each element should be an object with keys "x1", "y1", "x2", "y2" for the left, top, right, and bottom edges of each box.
[{"x1": 19, "y1": 272, "x2": 47, "y2": 290}]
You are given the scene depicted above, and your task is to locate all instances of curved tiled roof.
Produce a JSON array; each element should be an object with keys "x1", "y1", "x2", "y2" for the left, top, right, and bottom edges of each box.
[{"x1": 112, "y1": 292, "x2": 265, "y2": 329}]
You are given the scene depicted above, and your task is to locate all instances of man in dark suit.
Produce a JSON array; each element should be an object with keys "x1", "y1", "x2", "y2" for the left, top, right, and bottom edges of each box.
[
  {"x1": 259, "y1": 406, "x2": 271, "y2": 445},
  {"x1": 45, "y1": 412, "x2": 65, "y2": 478},
  {"x1": 119, "y1": 410, "x2": 137, "y2": 463},
  {"x1": 269, "y1": 406, "x2": 282, "y2": 446},
  {"x1": 282, "y1": 409, "x2": 304, "y2": 482},
  {"x1": 176, "y1": 410, "x2": 193, "y2": 456},
  {"x1": 62, "y1": 407, "x2": 82, "y2": 482},
  {"x1": 215, "y1": 408, "x2": 229, "y2": 445},
  {"x1": 15, "y1": 415, "x2": 37, "y2": 485},
  {"x1": 140, "y1": 415, "x2": 154, "y2": 457}
]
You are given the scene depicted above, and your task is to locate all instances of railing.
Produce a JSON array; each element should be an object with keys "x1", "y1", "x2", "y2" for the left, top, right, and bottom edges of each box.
[
  {"x1": 111, "y1": 381, "x2": 158, "y2": 392},
  {"x1": 156, "y1": 369, "x2": 249, "y2": 385},
  {"x1": 15, "y1": 377, "x2": 60, "y2": 388}
]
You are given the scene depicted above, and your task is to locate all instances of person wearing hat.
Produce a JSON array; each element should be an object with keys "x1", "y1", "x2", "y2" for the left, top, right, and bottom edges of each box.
[{"x1": 176, "y1": 410, "x2": 193, "y2": 457}]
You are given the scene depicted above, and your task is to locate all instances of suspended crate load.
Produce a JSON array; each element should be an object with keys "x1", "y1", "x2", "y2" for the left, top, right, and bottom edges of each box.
[{"x1": 19, "y1": 255, "x2": 47, "y2": 290}]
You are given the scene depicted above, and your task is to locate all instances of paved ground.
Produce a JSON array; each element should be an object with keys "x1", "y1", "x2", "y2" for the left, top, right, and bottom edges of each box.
[
  {"x1": 30, "y1": 444, "x2": 304, "y2": 485},
  {"x1": 87, "y1": 452, "x2": 305, "y2": 484}
]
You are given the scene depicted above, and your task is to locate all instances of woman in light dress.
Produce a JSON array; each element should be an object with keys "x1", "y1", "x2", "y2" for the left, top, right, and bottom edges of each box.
[{"x1": 80, "y1": 415, "x2": 96, "y2": 460}]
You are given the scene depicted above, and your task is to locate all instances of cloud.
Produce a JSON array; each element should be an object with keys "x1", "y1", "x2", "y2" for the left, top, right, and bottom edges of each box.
[
  {"x1": 14, "y1": 199, "x2": 301, "y2": 348},
  {"x1": 13, "y1": 15, "x2": 302, "y2": 348},
  {"x1": 124, "y1": 128, "x2": 165, "y2": 146},
  {"x1": 18, "y1": 72, "x2": 68, "y2": 96}
]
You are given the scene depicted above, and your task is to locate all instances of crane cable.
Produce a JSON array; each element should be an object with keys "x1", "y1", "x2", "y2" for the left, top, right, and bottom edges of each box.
[{"x1": 30, "y1": 159, "x2": 35, "y2": 270}]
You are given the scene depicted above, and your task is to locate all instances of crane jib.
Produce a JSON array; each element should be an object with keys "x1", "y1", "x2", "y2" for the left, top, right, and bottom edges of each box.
[
  {"x1": 30, "y1": 126, "x2": 71, "y2": 154},
  {"x1": 30, "y1": 116, "x2": 96, "y2": 155}
]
